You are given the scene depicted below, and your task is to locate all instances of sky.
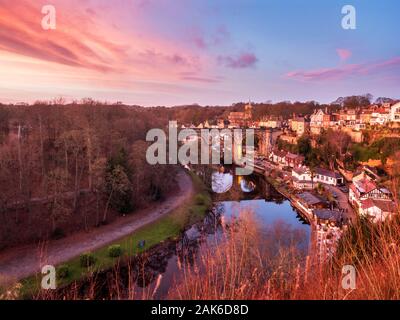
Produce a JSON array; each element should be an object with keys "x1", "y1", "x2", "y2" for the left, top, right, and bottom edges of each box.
[{"x1": 0, "y1": 0, "x2": 399, "y2": 106}]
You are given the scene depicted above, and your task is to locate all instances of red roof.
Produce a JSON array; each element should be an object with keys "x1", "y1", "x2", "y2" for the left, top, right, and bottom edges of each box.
[{"x1": 353, "y1": 178, "x2": 377, "y2": 194}]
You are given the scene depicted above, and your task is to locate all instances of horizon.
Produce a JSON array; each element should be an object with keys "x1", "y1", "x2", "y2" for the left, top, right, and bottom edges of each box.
[{"x1": 1, "y1": 0, "x2": 399, "y2": 106}]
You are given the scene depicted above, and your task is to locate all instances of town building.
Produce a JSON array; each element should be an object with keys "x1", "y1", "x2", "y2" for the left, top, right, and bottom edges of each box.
[
  {"x1": 269, "y1": 150, "x2": 304, "y2": 168},
  {"x1": 258, "y1": 117, "x2": 283, "y2": 129},
  {"x1": 390, "y1": 102, "x2": 400, "y2": 123},
  {"x1": 290, "y1": 117, "x2": 309, "y2": 136},
  {"x1": 270, "y1": 149, "x2": 287, "y2": 166},
  {"x1": 292, "y1": 166, "x2": 313, "y2": 190},
  {"x1": 349, "y1": 174, "x2": 393, "y2": 216},
  {"x1": 296, "y1": 192, "x2": 328, "y2": 214},
  {"x1": 360, "y1": 198, "x2": 398, "y2": 222},
  {"x1": 285, "y1": 152, "x2": 305, "y2": 168},
  {"x1": 228, "y1": 103, "x2": 253, "y2": 127},
  {"x1": 310, "y1": 109, "x2": 331, "y2": 134},
  {"x1": 314, "y1": 168, "x2": 344, "y2": 186},
  {"x1": 313, "y1": 209, "x2": 345, "y2": 227},
  {"x1": 370, "y1": 108, "x2": 390, "y2": 126}
]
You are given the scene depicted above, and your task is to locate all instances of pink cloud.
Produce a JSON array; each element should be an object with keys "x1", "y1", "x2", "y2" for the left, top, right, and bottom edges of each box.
[
  {"x1": 189, "y1": 25, "x2": 230, "y2": 49},
  {"x1": 218, "y1": 52, "x2": 258, "y2": 69},
  {"x1": 285, "y1": 56, "x2": 400, "y2": 82},
  {"x1": 336, "y1": 48, "x2": 352, "y2": 61}
]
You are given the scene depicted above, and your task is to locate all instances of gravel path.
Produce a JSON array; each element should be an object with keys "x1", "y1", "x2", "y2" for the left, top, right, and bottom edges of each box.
[{"x1": 0, "y1": 170, "x2": 194, "y2": 285}]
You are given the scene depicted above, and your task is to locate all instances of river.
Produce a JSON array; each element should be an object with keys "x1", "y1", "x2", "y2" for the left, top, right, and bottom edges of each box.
[{"x1": 59, "y1": 170, "x2": 310, "y2": 299}]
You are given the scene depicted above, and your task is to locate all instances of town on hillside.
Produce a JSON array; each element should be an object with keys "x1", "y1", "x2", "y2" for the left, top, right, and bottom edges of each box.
[{"x1": 183, "y1": 101, "x2": 400, "y2": 259}]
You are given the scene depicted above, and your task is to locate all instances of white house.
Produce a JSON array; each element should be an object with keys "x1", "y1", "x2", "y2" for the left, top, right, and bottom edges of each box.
[
  {"x1": 390, "y1": 102, "x2": 400, "y2": 123},
  {"x1": 292, "y1": 166, "x2": 313, "y2": 190},
  {"x1": 360, "y1": 198, "x2": 397, "y2": 223},
  {"x1": 314, "y1": 168, "x2": 344, "y2": 186},
  {"x1": 370, "y1": 108, "x2": 390, "y2": 125}
]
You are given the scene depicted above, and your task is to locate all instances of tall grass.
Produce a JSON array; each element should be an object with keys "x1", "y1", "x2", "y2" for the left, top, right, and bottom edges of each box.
[{"x1": 169, "y1": 211, "x2": 400, "y2": 300}]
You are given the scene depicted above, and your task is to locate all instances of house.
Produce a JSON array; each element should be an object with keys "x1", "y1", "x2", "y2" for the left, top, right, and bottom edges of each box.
[
  {"x1": 285, "y1": 152, "x2": 305, "y2": 168},
  {"x1": 360, "y1": 111, "x2": 372, "y2": 125},
  {"x1": 310, "y1": 109, "x2": 331, "y2": 134},
  {"x1": 290, "y1": 117, "x2": 309, "y2": 136},
  {"x1": 228, "y1": 103, "x2": 253, "y2": 127},
  {"x1": 338, "y1": 109, "x2": 357, "y2": 127},
  {"x1": 270, "y1": 149, "x2": 287, "y2": 166},
  {"x1": 292, "y1": 166, "x2": 313, "y2": 190},
  {"x1": 370, "y1": 108, "x2": 390, "y2": 126},
  {"x1": 259, "y1": 117, "x2": 283, "y2": 129},
  {"x1": 349, "y1": 174, "x2": 392, "y2": 209},
  {"x1": 313, "y1": 209, "x2": 345, "y2": 227},
  {"x1": 360, "y1": 198, "x2": 397, "y2": 222},
  {"x1": 314, "y1": 168, "x2": 344, "y2": 186},
  {"x1": 297, "y1": 192, "x2": 328, "y2": 212},
  {"x1": 390, "y1": 102, "x2": 400, "y2": 123}
]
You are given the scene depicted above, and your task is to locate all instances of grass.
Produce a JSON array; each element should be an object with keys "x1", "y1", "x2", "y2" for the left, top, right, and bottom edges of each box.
[{"x1": 13, "y1": 171, "x2": 211, "y2": 299}]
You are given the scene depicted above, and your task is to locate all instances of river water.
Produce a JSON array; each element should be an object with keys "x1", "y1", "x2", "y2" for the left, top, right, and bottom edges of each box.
[
  {"x1": 134, "y1": 170, "x2": 311, "y2": 299},
  {"x1": 60, "y1": 170, "x2": 310, "y2": 299}
]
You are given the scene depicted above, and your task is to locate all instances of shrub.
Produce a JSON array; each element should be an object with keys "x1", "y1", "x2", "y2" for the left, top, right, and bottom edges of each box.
[
  {"x1": 108, "y1": 245, "x2": 123, "y2": 258},
  {"x1": 80, "y1": 253, "x2": 96, "y2": 268},
  {"x1": 57, "y1": 265, "x2": 70, "y2": 279}
]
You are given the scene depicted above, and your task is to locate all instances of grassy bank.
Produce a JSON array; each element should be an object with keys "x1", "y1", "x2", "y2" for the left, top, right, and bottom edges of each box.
[{"x1": 11, "y1": 171, "x2": 211, "y2": 299}]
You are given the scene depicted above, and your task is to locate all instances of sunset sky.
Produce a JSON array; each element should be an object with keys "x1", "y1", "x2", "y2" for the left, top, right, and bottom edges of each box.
[{"x1": 0, "y1": 0, "x2": 399, "y2": 106}]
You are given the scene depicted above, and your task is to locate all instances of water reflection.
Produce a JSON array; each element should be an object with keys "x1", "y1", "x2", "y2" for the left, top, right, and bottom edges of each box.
[
  {"x1": 211, "y1": 172, "x2": 233, "y2": 193},
  {"x1": 60, "y1": 170, "x2": 310, "y2": 300}
]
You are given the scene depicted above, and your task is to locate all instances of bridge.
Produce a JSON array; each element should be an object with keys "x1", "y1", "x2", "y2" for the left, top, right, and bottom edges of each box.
[{"x1": 180, "y1": 127, "x2": 282, "y2": 158}]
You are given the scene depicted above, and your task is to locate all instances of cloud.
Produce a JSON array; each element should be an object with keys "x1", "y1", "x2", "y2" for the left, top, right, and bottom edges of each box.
[
  {"x1": 285, "y1": 56, "x2": 400, "y2": 82},
  {"x1": 336, "y1": 48, "x2": 352, "y2": 61},
  {"x1": 189, "y1": 25, "x2": 230, "y2": 49},
  {"x1": 0, "y1": 0, "x2": 128, "y2": 73},
  {"x1": 218, "y1": 52, "x2": 258, "y2": 69}
]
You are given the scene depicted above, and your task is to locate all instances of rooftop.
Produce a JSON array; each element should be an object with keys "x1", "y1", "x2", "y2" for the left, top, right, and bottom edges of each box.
[
  {"x1": 313, "y1": 209, "x2": 343, "y2": 222},
  {"x1": 315, "y1": 168, "x2": 342, "y2": 179},
  {"x1": 298, "y1": 192, "x2": 325, "y2": 206}
]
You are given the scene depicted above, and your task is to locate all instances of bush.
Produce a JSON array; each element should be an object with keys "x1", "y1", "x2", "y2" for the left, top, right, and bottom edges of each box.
[
  {"x1": 80, "y1": 253, "x2": 96, "y2": 268},
  {"x1": 108, "y1": 245, "x2": 123, "y2": 258},
  {"x1": 195, "y1": 194, "x2": 206, "y2": 206},
  {"x1": 57, "y1": 265, "x2": 70, "y2": 279}
]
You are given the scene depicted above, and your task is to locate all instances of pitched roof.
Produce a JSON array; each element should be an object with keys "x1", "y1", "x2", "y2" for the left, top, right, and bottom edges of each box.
[
  {"x1": 314, "y1": 209, "x2": 342, "y2": 222},
  {"x1": 362, "y1": 199, "x2": 397, "y2": 213},
  {"x1": 272, "y1": 149, "x2": 287, "y2": 158},
  {"x1": 315, "y1": 168, "x2": 342, "y2": 179},
  {"x1": 286, "y1": 152, "x2": 304, "y2": 161},
  {"x1": 353, "y1": 178, "x2": 378, "y2": 194},
  {"x1": 293, "y1": 166, "x2": 310, "y2": 175},
  {"x1": 298, "y1": 192, "x2": 325, "y2": 206}
]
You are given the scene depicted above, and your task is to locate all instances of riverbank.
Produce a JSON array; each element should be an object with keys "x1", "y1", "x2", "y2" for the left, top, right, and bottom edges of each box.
[{"x1": 0, "y1": 170, "x2": 212, "y2": 299}]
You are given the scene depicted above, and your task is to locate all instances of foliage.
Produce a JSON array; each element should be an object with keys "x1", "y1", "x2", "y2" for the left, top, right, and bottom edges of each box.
[
  {"x1": 108, "y1": 245, "x2": 123, "y2": 258},
  {"x1": 79, "y1": 253, "x2": 96, "y2": 268},
  {"x1": 57, "y1": 265, "x2": 70, "y2": 279}
]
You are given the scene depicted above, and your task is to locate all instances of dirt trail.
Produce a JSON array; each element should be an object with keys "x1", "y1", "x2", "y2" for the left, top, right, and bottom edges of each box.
[{"x1": 0, "y1": 171, "x2": 194, "y2": 284}]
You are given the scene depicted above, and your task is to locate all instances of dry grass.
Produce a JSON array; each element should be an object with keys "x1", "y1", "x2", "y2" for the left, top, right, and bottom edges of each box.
[{"x1": 168, "y1": 211, "x2": 400, "y2": 300}]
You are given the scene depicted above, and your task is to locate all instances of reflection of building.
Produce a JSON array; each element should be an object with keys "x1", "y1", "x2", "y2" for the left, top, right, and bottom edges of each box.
[{"x1": 228, "y1": 103, "x2": 253, "y2": 127}]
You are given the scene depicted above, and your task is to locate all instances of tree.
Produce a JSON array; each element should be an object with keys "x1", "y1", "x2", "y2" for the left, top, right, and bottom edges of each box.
[
  {"x1": 46, "y1": 168, "x2": 71, "y2": 233},
  {"x1": 103, "y1": 165, "x2": 133, "y2": 222}
]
